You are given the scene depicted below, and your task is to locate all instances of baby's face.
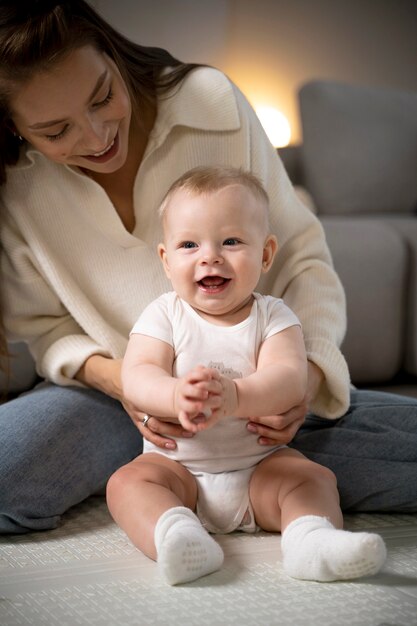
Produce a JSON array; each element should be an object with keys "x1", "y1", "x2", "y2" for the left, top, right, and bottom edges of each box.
[{"x1": 158, "y1": 184, "x2": 277, "y2": 322}]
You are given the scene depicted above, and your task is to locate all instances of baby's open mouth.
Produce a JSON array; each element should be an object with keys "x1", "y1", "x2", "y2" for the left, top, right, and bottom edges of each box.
[{"x1": 198, "y1": 276, "x2": 230, "y2": 289}]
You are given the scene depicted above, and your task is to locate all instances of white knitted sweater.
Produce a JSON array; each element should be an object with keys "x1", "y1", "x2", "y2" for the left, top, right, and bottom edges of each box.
[{"x1": 1, "y1": 68, "x2": 350, "y2": 418}]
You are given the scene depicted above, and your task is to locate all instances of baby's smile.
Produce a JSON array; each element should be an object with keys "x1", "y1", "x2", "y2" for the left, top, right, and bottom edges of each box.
[{"x1": 197, "y1": 276, "x2": 231, "y2": 292}]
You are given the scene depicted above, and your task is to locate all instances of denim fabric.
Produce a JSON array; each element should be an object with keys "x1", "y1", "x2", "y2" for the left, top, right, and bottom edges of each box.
[
  {"x1": 1, "y1": 385, "x2": 417, "y2": 534},
  {"x1": 291, "y1": 389, "x2": 417, "y2": 512},
  {"x1": 0, "y1": 383, "x2": 142, "y2": 533}
]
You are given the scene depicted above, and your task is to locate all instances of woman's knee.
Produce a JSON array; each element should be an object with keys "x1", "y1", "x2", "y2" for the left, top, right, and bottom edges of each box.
[{"x1": 0, "y1": 384, "x2": 140, "y2": 533}]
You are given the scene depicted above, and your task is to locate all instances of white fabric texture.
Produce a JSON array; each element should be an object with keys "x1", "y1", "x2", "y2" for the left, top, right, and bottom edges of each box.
[
  {"x1": 154, "y1": 506, "x2": 224, "y2": 585},
  {"x1": 134, "y1": 291, "x2": 294, "y2": 532},
  {"x1": 1, "y1": 67, "x2": 349, "y2": 417},
  {"x1": 194, "y1": 468, "x2": 259, "y2": 534},
  {"x1": 281, "y1": 515, "x2": 387, "y2": 581},
  {"x1": 134, "y1": 291, "x2": 297, "y2": 473}
]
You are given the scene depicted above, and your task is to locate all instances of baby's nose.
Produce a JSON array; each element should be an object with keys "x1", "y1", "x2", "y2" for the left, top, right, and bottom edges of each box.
[{"x1": 201, "y1": 244, "x2": 223, "y2": 264}]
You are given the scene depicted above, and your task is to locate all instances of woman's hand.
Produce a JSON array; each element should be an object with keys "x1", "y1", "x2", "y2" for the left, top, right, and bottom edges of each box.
[
  {"x1": 75, "y1": 354, "x2": 189, "y2": 449},
  {"x1": 246, "y1": 361, "x2": 324, "y2": 446},
  {"x1": 122, "y1": 396, "x2": 192, "y2": 450}
]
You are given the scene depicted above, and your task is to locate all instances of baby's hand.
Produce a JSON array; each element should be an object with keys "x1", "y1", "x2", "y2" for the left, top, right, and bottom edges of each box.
[
  {"x1": 216, "y1": 375, "x2": 238, "y2": 419},
  {"x1": 174, "y1": 366, "x2": 223, "y2": 433}
]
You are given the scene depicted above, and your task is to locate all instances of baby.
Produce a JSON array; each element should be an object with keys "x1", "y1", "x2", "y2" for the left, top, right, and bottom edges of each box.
[{"x1": 107, "y1": 166, "x2": 386, "y2": 585}]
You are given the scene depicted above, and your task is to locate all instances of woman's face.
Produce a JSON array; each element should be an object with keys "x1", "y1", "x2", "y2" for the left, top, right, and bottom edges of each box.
[{"x1": 9, "y1": 45, "x2": 132, "y2": 174}]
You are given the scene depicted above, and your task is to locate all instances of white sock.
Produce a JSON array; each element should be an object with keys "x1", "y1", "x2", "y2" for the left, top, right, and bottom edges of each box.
[
  {"x1": 154, "y1": 506, "x2": 224, "y2": 585},
  {"x1": 281, "y1": 515, "x2": 386, "y2": 582}
]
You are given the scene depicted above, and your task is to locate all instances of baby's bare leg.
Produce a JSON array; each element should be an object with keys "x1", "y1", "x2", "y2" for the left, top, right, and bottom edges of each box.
[
  {"x1": 249, "y1": 447, "x2": 342, "y2": 532},
  {"x1": 107, "y1": 453, "x2": 223, "y2": 584},
  {"x1": 249, "y1": 448, "x2": 386, "y2": 581},
  {"x1": 107, "y1": 453, "x2": 197, "y2": 559}
]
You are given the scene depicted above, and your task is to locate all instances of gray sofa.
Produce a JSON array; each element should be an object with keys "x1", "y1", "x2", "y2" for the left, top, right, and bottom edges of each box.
[
  {"x1": 2, "y1": 79, "x2": 417, "y2": 398},
  {"x1": 280, "y1": 79, "x2": 417, "y2": 393}
]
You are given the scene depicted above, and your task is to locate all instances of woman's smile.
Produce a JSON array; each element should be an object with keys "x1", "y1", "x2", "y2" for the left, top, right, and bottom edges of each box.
[{"x1": 83, "y1": 132, "x2": 119, "y2": 162}]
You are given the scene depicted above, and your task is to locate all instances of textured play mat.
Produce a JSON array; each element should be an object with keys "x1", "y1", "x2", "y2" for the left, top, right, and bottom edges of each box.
[{"x1": 1, "y1": 497, "x2": 416, "y2": 626}]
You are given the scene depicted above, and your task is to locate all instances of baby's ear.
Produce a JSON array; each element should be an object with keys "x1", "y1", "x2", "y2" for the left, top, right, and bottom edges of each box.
[
  {"x1": 158, "y1": 243, "x2": 171, "y2": 278},
  {"x1": 262, "y1": 234, "x2": 278, "y2": 272}
]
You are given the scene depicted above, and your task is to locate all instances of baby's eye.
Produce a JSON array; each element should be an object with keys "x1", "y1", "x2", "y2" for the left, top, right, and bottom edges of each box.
[
  {"x1": 223, "y1": 238, "x2": 240, "y2": 246},
  {"x1": 180, "y1": 241, "x2": 198, "y2": 249}
]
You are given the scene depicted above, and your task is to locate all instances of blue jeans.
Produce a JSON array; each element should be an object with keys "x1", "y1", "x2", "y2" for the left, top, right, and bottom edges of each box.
[
  {"x1": 291, "y1": 389, "x2": 417, "y2": 511},
  {"x1": 0, "y1": 383, "x2": 142, "y2": 533},
  {"x1": 1, "y1": 384, "x2": 416, "y2": 533}
]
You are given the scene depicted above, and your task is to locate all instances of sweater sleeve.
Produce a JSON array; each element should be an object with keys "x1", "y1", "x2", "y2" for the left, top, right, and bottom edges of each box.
[
  {"x1": 1, "y1": 213, "x2": 110, "y2": 386},
  {"x1": 234, "y1": 87, "x2": 350, "y2": 418}
]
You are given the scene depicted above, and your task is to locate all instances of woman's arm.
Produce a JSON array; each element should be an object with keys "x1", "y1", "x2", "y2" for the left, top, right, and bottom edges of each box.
[{"x1": 75, "y1": 354, "x2": 123, "y2": 400}]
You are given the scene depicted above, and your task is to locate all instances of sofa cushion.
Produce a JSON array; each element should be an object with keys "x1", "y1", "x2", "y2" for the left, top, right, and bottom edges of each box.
[
  {"x1": 299, "y1": 80, "x2": 417, "y2": 215},
  {"x1": 383, "y1": 217, "x2": 417, "y2": 377},
  {"x1": 321, "y1": 217, "x2": 406, "y2": 383}
]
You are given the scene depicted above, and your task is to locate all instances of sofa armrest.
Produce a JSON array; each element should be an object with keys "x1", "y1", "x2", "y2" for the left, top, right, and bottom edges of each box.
[
  {"x1": 278, "y1": 145, "x2": 304, "y2": 187},
  {"x1": 322, "y1": 217, "x2": 406, "y2": 384}
]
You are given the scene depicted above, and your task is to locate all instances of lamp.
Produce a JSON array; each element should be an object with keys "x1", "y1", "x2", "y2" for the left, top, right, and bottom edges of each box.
[{"x1": 255, "y1": 106, "x2": 291, "y2": 148}]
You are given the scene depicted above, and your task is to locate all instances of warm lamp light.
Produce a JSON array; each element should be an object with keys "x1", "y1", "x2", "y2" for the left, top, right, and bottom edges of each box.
[{"x1": 255, "y1": 106, "x2": 291, "y2": 148}]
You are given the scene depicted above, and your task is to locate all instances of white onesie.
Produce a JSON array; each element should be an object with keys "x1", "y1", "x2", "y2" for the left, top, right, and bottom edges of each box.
[{"x1": 131, "y1": 291, "x2": 300, "y2": 533}]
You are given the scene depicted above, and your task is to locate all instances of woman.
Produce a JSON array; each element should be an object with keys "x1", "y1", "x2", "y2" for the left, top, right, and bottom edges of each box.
[{"x1": 0, "y1": 0, "x2": 415, "y2": 533}]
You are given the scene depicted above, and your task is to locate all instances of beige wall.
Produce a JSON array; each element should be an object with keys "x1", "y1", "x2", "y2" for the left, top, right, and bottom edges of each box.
[{"x1": 94, "y1": 0, "x2": 417, "y2": 143}]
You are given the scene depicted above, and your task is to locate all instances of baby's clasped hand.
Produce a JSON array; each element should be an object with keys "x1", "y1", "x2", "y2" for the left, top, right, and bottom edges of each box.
[{"x1": 174, "y1": 365, "x2": 228, "y2": 432}]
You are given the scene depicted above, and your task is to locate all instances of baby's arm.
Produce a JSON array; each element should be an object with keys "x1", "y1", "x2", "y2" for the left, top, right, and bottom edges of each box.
[
  {"x1": 225, "y1": 325, "x2": 308, "y2": 419},
  {"x1": 174, "y1": 365, "x2": 224, "y2": 431},
  {"x1": 122, "y1": 334, "x2": 222, "y2": 432}
]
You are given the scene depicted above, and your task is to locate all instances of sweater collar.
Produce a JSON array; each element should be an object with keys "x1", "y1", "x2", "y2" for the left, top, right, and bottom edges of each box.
[
  {"x1": 14, "y1": 68, "x2": 240, "y2": 171},
  {"x1": 150, "y1": 67, "x2": 241, "y2": 143}
]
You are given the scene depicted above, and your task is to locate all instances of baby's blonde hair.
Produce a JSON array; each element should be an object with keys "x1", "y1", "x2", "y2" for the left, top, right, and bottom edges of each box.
[{"x1": 159, "y1": 166, "x2": 270, "y2": 224}]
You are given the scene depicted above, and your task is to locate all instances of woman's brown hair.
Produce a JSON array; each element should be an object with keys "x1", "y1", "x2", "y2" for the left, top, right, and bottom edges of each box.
[
  {"x1": 0, "y1": 0, "x2": 201, "y2": 372},
  {"x1": 0, "y1": 0, "x2": 200, "y2": 186}
]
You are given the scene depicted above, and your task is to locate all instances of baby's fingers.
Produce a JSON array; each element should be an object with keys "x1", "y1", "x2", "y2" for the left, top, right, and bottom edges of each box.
[
  {"x1": 181, "y1": 380, "x2": 210, "y2": 402},
  {"x1": 187, "y1": 365, "x2": 222, "y2": 383},
  {"x1": 195, "y1": 378, "x2": 223, "y2": 397},
  {"x1": 178, "y1": 410, "x2": 203, "y2": 433}
]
